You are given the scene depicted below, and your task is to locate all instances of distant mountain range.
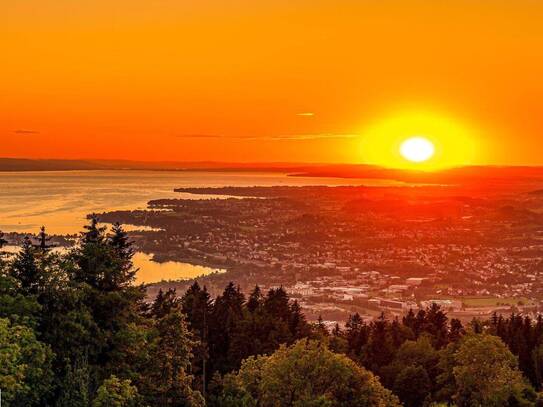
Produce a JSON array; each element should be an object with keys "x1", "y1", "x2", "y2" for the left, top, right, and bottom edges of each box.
[{"x1": 2, "y1": 157, "x2": 543, "y2": 188}]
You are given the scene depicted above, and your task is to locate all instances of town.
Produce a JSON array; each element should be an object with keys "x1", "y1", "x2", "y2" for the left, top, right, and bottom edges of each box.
[{"x1": 91, "y1": 184, "x2": 543, "y2": 325}]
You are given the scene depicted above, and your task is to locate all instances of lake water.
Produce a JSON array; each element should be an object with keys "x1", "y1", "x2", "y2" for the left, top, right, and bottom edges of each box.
[
  {"x1": 3, "y1": 245, "x2": 225, "y2": 285},
  {"x1": 0, "y1": 169, "x2": 399, "y2": 234},
  {"x1": 0, "y1": 169, "x2": 397, "y2": 283}
]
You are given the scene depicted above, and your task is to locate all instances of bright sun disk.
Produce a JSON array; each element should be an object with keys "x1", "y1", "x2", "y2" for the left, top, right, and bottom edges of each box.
[{"x1": 400, "y1": 136, "x2": 435, "y2": 163}]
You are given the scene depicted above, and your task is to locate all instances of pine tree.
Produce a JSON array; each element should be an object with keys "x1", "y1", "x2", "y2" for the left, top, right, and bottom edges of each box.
[
  {"x1": 0, "y1": 230, "x2": 7, "y2": 249},
  {"x1": 449, "y1": 318, "x2": 464, "y2": 342},
  {"x1": 151, "y1": 288, "x2": 181, "y2": 319},
  {"x1": 246, "y1": 285, "x2": 263, "y2": 313},
  {"x1": 11, "y1": 236, "x2": 41, "y2": 294},
  {"x1": 364, "y1": 313, "x2": 396, "y2": 373},
  {"x1": 181, "y1": 282, "x2": 213, "y2": 398},
  {"x1": 56, "y1": 357, "x2": 91, "y2": 407},
  {"x1": 425, "y1": 303, "x2": 449, "y2": 348},
  {"x1": 263, "y1": 287, "x2": 290, "y2": 321},
  {"x1": 312, "y1": 314, "x2": 329, "y2": 338},
  {"x1": 289, "y1": 300, "x2": 310, "y2": 339},
  {"x1": 145, "y1": 308, "x2": 204, "y2": 406},
  {"x1": 345, "y1": 313, "x2": 369, "y2": 359},
  {"x1": 208, "y1": 282, "x2": 245, "y2": 374},
  {"x1": 72, "y1": 215, "x2": 110, "y2": 289},
  {"x1": 83, "y1": 214, "x2": 107, "y2": 244},
  {"x1": 35, "y1": 226, "x2": 54, "y2": 252},
  {"x1": 107, "y1": 222, "x2": 137, "y2": 288},
  {"x1": 0, "y1": 230, "x2": 8, "y2": 270}
]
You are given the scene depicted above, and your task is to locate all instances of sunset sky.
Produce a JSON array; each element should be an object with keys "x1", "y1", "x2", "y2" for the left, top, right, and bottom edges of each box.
[{"x1": 2, "y1": 0, "x2": 543, "y2": 167}]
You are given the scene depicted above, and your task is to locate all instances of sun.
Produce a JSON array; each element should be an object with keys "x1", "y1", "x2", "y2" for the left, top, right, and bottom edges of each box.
[
  {"x1": 400, "y1": 136, "x2": 435, "y2": 163},
  {"x1": 358, "y1": 110, "x2": 479, "y2": 170}
]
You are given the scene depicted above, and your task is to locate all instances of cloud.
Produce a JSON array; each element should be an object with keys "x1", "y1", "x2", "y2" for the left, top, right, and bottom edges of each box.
[
  {"x1": 14, "y1": 129, "x2": 40, "y2": 135},
  {"x1": 296, "y1": 112, "x2": 315, "y2": 117},
  {"x1": 267, "y1": 134, "x2": 359, "y2": 140},
  {"x1": 172, "y1": 133, "x2": 359, "y2": 141},
  {"x1": 173, "y1": 134, "x2": 223, "y2": 138}
]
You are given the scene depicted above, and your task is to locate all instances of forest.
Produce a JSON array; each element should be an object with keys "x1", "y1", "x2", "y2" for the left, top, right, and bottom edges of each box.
[{"x1": 1, "y1": 218, "x2": 543, "y2": 406}]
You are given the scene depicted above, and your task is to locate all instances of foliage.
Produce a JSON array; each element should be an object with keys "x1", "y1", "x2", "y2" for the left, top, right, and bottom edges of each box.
[
  {"x1": 3, "y1": 220, "x2": 543, "y2": 406},
  {"x1": 440, "y1": 333, "x2": 537, "y2": 406},
  {"x1": 215, "y1": 339, "x2": 401, "y2": 406},
  {"x1": 92, "y1": 375, "x2": 141, "y2": 407},
  {"x1": 0, "y1": 317, "x2": 54, "y2": 406}
]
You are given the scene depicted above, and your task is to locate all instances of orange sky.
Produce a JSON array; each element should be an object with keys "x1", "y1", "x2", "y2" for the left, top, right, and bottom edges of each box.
[{"x1": 2, "y1": 0, "x2": 543, "y2": 166}]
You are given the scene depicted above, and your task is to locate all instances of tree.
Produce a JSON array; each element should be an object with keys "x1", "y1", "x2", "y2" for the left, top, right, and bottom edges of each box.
[
  {"x1": 345, "y1": 313, "x2": 369, "y2": 359},
  {"x1": 448, "y1": 318, "x2": 464, "y2": 343},
  {"x1": 364, "y1": 313, "x2": 396, "y2": 373},
  {"x1": 71, "y1": 215, "x2": 111, "y2": 289},
  {"x1": 393, "y1": 365, "x2": 431, "y2": 407},
  {"x1": 218, "y1": 339, "x2": 401, "y2": 406},
  {"x1": 442, "y1": 334, "x2": 536, "y2": 406},
  {"x1": 10, "y1": 236, "x2": 41, "y2": 294},
  {"x1": 35, "y1": 226, "x2": 54, "y2": 252},
  {"x1": 208, "y1": 282, "x2": 245, "y2": 374},
  {"x1": 246, "y1": 285, "x2": 263, "y2": 313},
  {"x1": 533, "y1": 343, "x2": 543, "y2": 390},
  {"x1": 150, "y1": 288, "x2": 181, "y2": 319},
  {"x1": 107, "y1": 223, "x2": 137, "y2": 289},
  {"x1": 0, "y1": 272, "x2": 41, "y2": 328},
  {"x1": 56, "y1": 357, "x2": 91, "y2": 407},
  {"x1": 423, "y1": 303, "x2": 449, "y2": 348},
  {"x1": 0, "y1": 230, "x2": 7, "y2": 248},
  {"x1": 92, "y1": 375, "x2": 141, "y2": 407},
  {"x1": 144, "y1": 308, "x2": 204, "y2": 406},
  {"x1": 381, "y1": 335, "x2": 440, "y2": 401},
  {"x1": 0, "y1": 230, "x2": 8, "y2": 270},
  {"x1": 0, "y1": 317, "x2": 54, "y2": 407},
  {"x1": 181, "y1": 282, "x2": 213, "y2": 395}
]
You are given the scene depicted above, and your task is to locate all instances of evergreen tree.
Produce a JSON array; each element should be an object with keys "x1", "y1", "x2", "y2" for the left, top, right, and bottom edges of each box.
[
  {"x1": 71, "y1": 215, "x2": 111, "y2": 289},
  {"x1": 289, "y1": 299, "x2": 310, "y2": 339},
  {"x1": 448, "y1": 318, "x2": 464, "y2": 343},
  {"x1": 150, "y1": 288, "x2": 180, "y2": 319},
  {"x1": 107, "y1": 223, "x2": 137, "y2": 289},
  {"x1": 56, "y1": 358, "x2": 91, "y2": 407},
  {"x1": 246, "y1": 285, "x2": 263, "y2": 313},
  {"x1": 10, "y1": 236, "x2": 41, "y2": 294},
  {"x1": 208, "y1": 282, "x2": 245, "y2": 374},
  {"x1": 364, "y1": 313, "x2": 396, "y2": 373},
  {"x1": 345, "y1": 313, "x2": 369, "y2": 359},
  {"x1": 0, "y1": 230, "x2": 7, "y2": 248},
  {"x1": 181, "y1": 282, "x2": 213, "y2": 396},
  {"x1": 144, "y1": 308, "x2": 204, "y2": 406},
  {"x1": 35, "y1": 226, "x2": 54, "y2": 252},
  {"x1": 0, "y1": 230, "x2": 8, "y2": 267},
  {"x1": 312, "y1": 314, "x2": 329, "y2": 339}
]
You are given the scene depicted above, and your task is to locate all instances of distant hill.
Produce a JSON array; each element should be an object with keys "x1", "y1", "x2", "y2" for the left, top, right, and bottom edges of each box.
[
  {"x1": 0, "y1": 158, "x2": 312, "y2": 172},
  {"x1": 2, "y1": 158, "x2": 543, "y2": 191},
  {"x1": 0, "y1": 158, "x2": 109, "y2": 171}
]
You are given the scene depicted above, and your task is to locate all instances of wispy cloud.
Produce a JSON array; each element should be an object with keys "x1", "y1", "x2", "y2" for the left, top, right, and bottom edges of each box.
[
  {"x1": 172, "y1": 133, "x2": 359, "y2": 141},
  {"x1": 296, "y1": 112, "x2": 315, "y2": 117},
  {"x1": 267, "y1": 134, "x2": 359, "y2": 140},
  {"x1": 173, "y1": 134, "x2": 223, "y2": 138},
  {"x1": 14, "y1": 129, "x2": 40, "y2": 135}
]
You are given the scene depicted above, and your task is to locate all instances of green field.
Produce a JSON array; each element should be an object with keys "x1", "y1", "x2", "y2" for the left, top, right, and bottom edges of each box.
[{"x1": 461, "y1": 296, "x2": 534, "y2": 308}]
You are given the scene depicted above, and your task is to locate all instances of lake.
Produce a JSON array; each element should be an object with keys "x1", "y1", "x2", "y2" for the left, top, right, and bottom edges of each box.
[
  {"x1": 3, "y1": 245, "x2": 224, "y2": 285},
  {"x1": 0, "y1": 169, "x2": 400, "y2": 234},
  {"x1": 0, "y1": 169, "x2": 398, "y2": 282}
]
